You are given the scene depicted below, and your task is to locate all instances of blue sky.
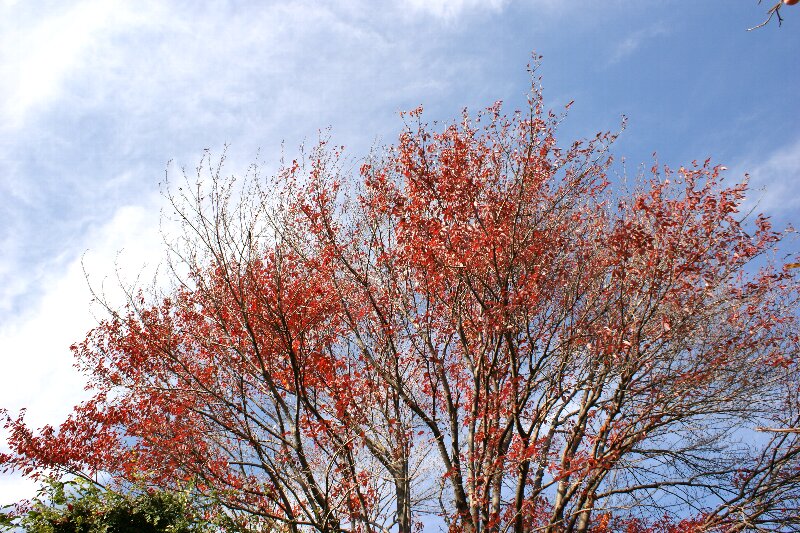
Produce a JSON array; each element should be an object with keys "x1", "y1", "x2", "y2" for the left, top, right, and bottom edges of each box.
[{"x1": 1, "y1": 0, "x2": 799, "y2": 504}]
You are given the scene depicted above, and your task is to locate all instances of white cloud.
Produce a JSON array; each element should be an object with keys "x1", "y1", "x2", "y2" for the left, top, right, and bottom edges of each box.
[
  {"x1": 404, "y1": 0, "x2": 510, "y2": 20},
  {"x1": 739, "y1": 137, "x2": 800, "y2": 218},
  {"x1": 401, "y1": 0, "x2": 569, "y2": 20},
  {"x1": 0, "y1": 474, "x2": 37, "y2": 509},
  {"x1": 0, "y1": 0, "x2": 136, "y2": 127}
]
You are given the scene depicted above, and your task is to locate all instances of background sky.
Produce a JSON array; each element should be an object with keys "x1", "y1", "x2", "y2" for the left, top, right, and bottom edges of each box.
[{"x1": 1, "y1": 0, "x2": 799, "y2": 506}]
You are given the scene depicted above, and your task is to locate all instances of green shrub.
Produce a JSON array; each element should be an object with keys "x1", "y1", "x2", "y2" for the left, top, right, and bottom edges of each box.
[{"x1": 0, "y1": 478, "x2": 212, "y2": 533}]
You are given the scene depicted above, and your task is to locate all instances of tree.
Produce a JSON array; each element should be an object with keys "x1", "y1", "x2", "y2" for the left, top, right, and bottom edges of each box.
[
  {"x1": 2, "y1": 73, "x2": 800, "y2": 532},
  {"x1": 0, "y1": 477, "x2": 213, "y2": 532}
]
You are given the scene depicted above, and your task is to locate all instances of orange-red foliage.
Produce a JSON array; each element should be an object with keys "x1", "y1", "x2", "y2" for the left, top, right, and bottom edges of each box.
[{"x1": 3, "y1": 79, "x2": 799, "y2": 533}]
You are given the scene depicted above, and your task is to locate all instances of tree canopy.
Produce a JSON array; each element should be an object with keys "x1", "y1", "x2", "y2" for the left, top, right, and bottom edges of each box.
[{"x1": 2, "y1": 76, "x2": 799, "y2": 532}]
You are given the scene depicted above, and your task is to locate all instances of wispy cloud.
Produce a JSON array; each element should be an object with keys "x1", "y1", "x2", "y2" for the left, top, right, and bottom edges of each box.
[
  {"x1": 608, "y1": 24, "x2": 668, "y2": 66},
  {"x1": 738, "y1": 137, "x2": 800, "y2": 219},
  {"x1": 0, "y1": 0, "x2": 136, "y2": 127}
]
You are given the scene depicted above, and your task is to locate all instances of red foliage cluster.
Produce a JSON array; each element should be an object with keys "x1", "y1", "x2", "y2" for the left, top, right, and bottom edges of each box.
[{"x1": 3, "y1": 79, "x2": 799, "y2": 532}]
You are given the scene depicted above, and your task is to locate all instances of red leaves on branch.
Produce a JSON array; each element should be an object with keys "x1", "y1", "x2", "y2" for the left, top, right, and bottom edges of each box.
[{"x1": 3, "y1": 78, "x2": 800, "y2": 532}]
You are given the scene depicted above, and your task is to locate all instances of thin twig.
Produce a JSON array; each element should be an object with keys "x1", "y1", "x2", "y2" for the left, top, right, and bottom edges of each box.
[{"x1": 748, "y1": 1, "x2": 784, "y2": 31}]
